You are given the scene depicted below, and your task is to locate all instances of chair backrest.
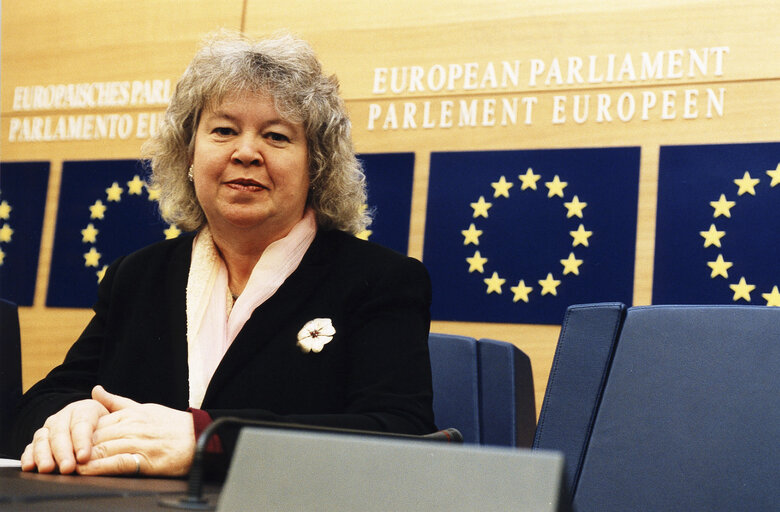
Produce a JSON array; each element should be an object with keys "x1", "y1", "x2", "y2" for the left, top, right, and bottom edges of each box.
[
  {"x1": 536, "y1": 303, "x2": 780, "y2": 511},
  {"x1": 477, "y1": 338, "x2": 535, "y2": 447},
  {"x1": 428, "y1": 333, "x2": 481, "y2": 444},
  {"x1": 428, "y1": 333, "x2": 535, "y2": 447},
  {"x1": 572, "y1": 305, "x2": 780, "y2": 512},
  {"x1": 533, "y1": 302, "x2": 625, "y2": 492},
  {"x1": 0, "y1": 298, "x2": 22, "y2": 457}
]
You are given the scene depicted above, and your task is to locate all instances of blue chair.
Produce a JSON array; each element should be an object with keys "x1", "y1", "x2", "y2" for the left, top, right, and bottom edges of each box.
[
  {"x1": 428, "y1": 333, "x2": 535, "y2": 447},
  {"x1": 429, "y1": 333, "x2": 481, "y2": 444},
  {"x1": 0, "y1": 298, "x2": 22, "y2": 457},
  {"x1": 533, "y1": 302, "x2": 626, "y2": 493},
  {"x1": 478, "y1": 338, "x2": 535, "y2": 447},
  {"x1": 536, "y1": 303, "x2": 780, "y2": 512}
]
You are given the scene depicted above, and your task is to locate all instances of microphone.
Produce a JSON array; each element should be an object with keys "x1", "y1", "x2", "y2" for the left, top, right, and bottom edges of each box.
[
  {"x1": 159, "y1": 418, "x2": 462, "y2": 510},
  {"x1": 422, "y1": 427, "x2": 464, "y2": 443}
]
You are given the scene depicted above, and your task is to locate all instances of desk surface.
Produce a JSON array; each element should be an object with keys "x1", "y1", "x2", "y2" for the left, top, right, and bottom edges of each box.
[{"x1": 0, "y1": 467, "x2": 221, "y2": 511}]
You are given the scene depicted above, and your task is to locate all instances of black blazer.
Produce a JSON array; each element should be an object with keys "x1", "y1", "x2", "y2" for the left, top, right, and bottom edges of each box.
[{"x1": 10, "y1": 229, "x2": 436, "y2": 456}]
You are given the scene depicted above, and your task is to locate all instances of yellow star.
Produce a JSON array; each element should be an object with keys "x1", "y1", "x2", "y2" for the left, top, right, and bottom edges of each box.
[
  {"x1": 510, "y1": 280, "x2": 533, "y2": 303},
  {"x1": 700, "y1": 224, "x2": 725, "y2": 248},
  {"x1": 545, "y1": 175, "x2": 567, "y2": 198},
  {"x1": 470, "y1": 196, "x2": 492, "y2": 218},
  {"x1": 484, "y1": 272, "x2": 505, "y2": 294},
  {"x1": 560, "y1": 252, "x2": 583, "y2": 275},
  {"x1": 570, "y1": 224, "x2": 593, "y2": 247},
  {"x1": 518, "y1": 168, "x2": 541, "y2": 190},
  {"x1": 729, "y1": 277, "x2": 755, "y2": 302},
  {"x1": 164, "y1": 224, "x2": 182, "y2": 240},
  {"x1": 146, "y1": 185, "x2": 161, "y2": 201},
  {"x1": 356, "y1": 229, "x2": 372, "y2": 240},
  {"x1": 762, "y1": 286, "x2": 780, "y2": 307},
  {"x1": 106, "y1": 182, "x2": 123, "y2": 202},
  {"x1": 97, "y1": 265, "x2": 108, "y2": 283},
  {"x1": 0, "y1": 248, "x2": 5, "y2": 265},
  {"x1": 461, "y1": 224, "x2": 483, "y2": 246},
  {"x1": 710, "y1": 194, "x2": 735, "y2": 218},
  {"x1": 81, "y1": 223, "x2": 99, "y2": 243},
  {"x1": 707, "y1": 254, "x2": 733, "y2": 278},
  {"x1": 767, "y1": 164, "x2": 780, "y2": 187},
  {"x1": 0, "y1": 200, "x2": 11, "y2": 219},
  {"x1": 89, "y1": 200, "x2": 107, "y2": 219},
  {"x1": 127, "y1": 175, "x2": 145, "y2": 195},
  {"x1": 491, "y1": 176, "x2": 514, "y2": 198},
  {"x1": 466, "y1": 251, "x2": 488, "y2": 273},
  {"x1": 733, "y1": 171, "x2": 759, "y2": 196},
  {"x1": 538, "y1": 273, "x2": 561, "y2": 296},
  {"x1": 0, "y1": 224, "x2": 13, "y2": 243},
  {"x1": 563, "y1": 195, "x2": 587, "y2": 218},
  {"x1": 83, "y1": 247, "x2": 102, "y2": 267}
]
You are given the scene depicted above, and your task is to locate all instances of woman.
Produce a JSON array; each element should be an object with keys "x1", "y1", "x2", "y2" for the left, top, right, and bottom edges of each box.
[{"x1": 11, "y1": 31, "x2": 436, "y2": 476}]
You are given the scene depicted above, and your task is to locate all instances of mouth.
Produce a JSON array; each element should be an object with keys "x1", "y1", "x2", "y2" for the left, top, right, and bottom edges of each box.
[{"x1": 224, "y1": 178, "x2": 268, "y2": 191}]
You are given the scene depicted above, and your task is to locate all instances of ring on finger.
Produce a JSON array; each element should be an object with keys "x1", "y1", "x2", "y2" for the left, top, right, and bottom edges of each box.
[{"x1": 131, "y1": 453, "x2": 141, "y2": 476}]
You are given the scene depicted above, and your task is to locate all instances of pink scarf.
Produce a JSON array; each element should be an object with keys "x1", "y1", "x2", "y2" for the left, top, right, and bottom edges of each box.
[{"x1": 185, "y1": 209, "x2": 317, "y2": 408}]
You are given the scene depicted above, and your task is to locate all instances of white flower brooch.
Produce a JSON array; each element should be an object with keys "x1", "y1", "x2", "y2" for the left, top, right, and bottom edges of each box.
[{"x1": 297, "y1": 318, "x2": 335, "y2": 353}]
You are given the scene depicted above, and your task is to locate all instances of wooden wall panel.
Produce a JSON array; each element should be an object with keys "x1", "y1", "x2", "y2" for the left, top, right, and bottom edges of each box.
[
  {"x1": 2, "y1": 0, "x2": 778, "y2": 415},
  {"x1": 1, "y1": 0, "x2": 245, "y2": 160},
  {"x1": 1, "y1": 0, "x2": 244, "y2": 390},
  {"x1": 247, "y1": 0, "x2": 779, "y2": 98},
  {"x1": 244, "y1": 0, "x2": 780, "y2": 410}
]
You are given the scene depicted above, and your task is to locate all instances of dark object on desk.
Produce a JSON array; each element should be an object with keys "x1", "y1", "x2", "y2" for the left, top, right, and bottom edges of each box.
[
  {"x1": 0, "y1": 466, "x2": 186, "y2": 503},
  {"x1": 218, "y1": 427, "x2": 569, "y2": 511},
  {"x1": 161, "y1": 416, "x2": 464, "y2": 510},
  {"x1": 0, "y1": 298, "x2": 22, "y2": 458},
  {"x1": 536, "y1": 303, "x2": 780, "y2": 512},
  {"x1": 0, "y1": 466, "x2": 221, "y2": 511}
]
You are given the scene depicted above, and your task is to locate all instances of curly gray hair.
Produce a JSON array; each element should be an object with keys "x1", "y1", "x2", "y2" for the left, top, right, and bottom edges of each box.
[{"x1": 142, "y1": 30, "x2": 370, "y2": 234}]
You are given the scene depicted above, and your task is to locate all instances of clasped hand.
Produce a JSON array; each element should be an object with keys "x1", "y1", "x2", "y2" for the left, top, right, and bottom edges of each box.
[{"x1": 20, "y1": 385, "x2": 196, "y2": 476}]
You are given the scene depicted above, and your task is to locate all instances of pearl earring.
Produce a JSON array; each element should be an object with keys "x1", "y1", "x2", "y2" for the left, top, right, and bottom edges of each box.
[{"x1": 188, "y1": 165, "x2": 194, "y2": 182}]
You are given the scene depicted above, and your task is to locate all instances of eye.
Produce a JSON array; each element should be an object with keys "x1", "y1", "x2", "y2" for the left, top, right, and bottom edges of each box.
[
  {"x1": 212, "y1": 127, "x2": 236, "y2": 136},
  {"x1": 265, "y1": 131, "x2": 291, "y2": 143}
]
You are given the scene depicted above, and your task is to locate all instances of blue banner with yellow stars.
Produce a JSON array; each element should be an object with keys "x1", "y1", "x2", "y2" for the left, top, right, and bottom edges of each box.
[
  {"x1": 423, "y1": 147, "x2": 640, "y2": 324},
  {"x1": 47, "y1": 160, "x2": 180, "y2": 308},
  {"x1": 653, "y1": 143, "x2": 780, "y2": 307},
  {"x1": 0, "y1": 162, "x2": 50, "y2": 306},
  {"x1": 358, "y1": 152, "x2": 415, "y2": 255}
]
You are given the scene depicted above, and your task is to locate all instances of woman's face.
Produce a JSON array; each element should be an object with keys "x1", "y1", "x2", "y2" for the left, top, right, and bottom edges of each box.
[{"x1": 191, "y1": 91, "x2": 309, "y2": 243}]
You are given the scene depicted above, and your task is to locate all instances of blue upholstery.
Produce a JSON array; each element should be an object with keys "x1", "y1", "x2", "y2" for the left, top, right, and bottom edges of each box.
[
  {"x1": 537, "y1": 303, "x2": 780, "y2": 511},
  {"x1": 478, "y1": 338, "x2": 535, "y2": 447},
  {"x1": 428, "y1": 333, "x2": 535, "y2": 447},
  {"x1": 533, "y1": 302, "x2": 625, "y2": 492},
  {"x1": 574, "y1": 305, "x2": 780, "y2": 512},
  {"x1": 0, "y1": 298, "x2": 22, "y2": 457},
  {"x1": 428, "y1": 333, "x2": 481, "y2": 444}
]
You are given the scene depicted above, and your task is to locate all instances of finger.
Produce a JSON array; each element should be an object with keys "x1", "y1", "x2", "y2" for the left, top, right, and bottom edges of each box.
[
  {"x1": 89, "y1": 437, "x2": 142, "y2": 460},
  {"x1": 70, "y1": 403, "x2": 106, "y2": 463},
  {"x1": 77, "y1": 452, "x2": 143, "y2": 476},
  {"x1": 20, "y1": 442, "x2": 35, "y2": 471},
  {"x1": 92, "y1": 385, "x2": 138, "y2": 413},
  {"x1": 30, "y1": 428, "x2": 57, "y2": 474},
  {"x1": 46, "y1": 422, "x2": 78, "y2": 474},
  {"x1": 93, "y1": 408, "x2": 128, "y2": 432},
  {"x1": 91, "y1": 417, "x2": 132, "y2": 446}
]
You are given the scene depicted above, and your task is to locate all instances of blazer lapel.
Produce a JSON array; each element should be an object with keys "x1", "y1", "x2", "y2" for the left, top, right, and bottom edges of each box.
[
  {"x1": 162, "y1": 237, "x2": 193, "y2": 407},
  {"x1": 202, "y1": 230, "x2": 333, "y2": 403}
]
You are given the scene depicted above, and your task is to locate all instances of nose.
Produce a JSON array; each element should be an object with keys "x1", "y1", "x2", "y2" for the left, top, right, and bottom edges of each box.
[{"x1": 231, "y1": 135, "x2": 263, "y2": 167}]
